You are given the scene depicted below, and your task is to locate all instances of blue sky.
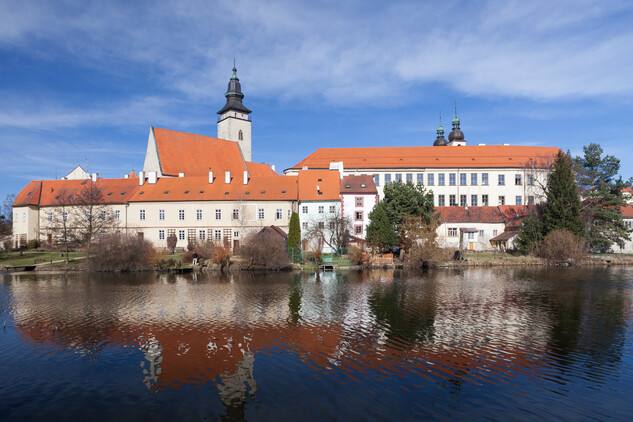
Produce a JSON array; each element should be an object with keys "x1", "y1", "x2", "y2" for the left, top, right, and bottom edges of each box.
[{"x1": 2, "y1": 0, "x2": 633, "y2": 202}]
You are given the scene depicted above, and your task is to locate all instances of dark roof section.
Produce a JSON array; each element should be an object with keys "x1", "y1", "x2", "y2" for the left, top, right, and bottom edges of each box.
[
  {"x1": 257, "y1": 225, "x2": 288, "y2": 240},
  {"x1": 437, "y1": 205, "x2": 531, "y2": 225},
  {"x1": 217, "y1": 66, "x2": 252, "y2": 115},
  {"x1": 340, "y1": 175, "x2": 378, "y2": 194}
]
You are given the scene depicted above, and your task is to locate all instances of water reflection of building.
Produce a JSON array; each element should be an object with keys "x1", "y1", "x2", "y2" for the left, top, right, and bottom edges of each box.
[{"x1": 6, "y1": 268, "x2": 631, "y2": 403}]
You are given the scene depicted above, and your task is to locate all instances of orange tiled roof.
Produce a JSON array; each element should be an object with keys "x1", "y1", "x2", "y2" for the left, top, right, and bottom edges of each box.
[
  {"x1": 246, "y1": 161, "x2": 278, "y2": 176},
  {"x1": 15, "y1": 179, "x2": 141, "y2": 207},
  {"x1": 437, "y1": 205, "x2": 531, "y2": 225},
  {"x1": 297, "y1": 170, "x2": 341, "y2": 201},
  {"x1": 153, "y1": 127, "x2": 247, "y2": 177},
  {"x1": 129, "y1": 175, "x2": 298, "y2": 202},
  {"x1": 622, "y1": 205, "x2": 633, "y2": 218},
  {"x1": 289, "y1": 145, "x2": 560, "y2": 170}
]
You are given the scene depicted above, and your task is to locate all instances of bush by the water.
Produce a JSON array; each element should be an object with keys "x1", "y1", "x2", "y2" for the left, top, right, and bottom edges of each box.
[
  {"x1": 240, "y1": 231, "x2": 290, "y2": 270},
  {"x1": 537, "y1": 229, "x2": 586, "y2": 263},
  {"x1": 87, "y1": 233, "x2": 154, "y2": 271},
  {"x1": 181, "y1": 240, "x2": 216, "y2": 264}
]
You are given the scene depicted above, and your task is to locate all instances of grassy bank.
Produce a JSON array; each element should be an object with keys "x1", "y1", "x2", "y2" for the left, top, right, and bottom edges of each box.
[{"x1": 0, "y1": 250, "x2": 82, "y2": 267}]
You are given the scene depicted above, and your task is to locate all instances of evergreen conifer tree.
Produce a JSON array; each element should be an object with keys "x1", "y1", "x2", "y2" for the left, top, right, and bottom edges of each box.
[
  {"x1": 288, "y1": 212, "x2": 301, "y2": 249},
  {"x1": 366, "y1": 203, "x2": 398, "y2": 252},
  {"x1": 542, "y1": 151, "x2": 584, "y2": 238}
]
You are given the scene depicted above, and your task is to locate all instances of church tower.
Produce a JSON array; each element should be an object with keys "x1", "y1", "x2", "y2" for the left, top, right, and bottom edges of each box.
[{"x1": 217, "y1": 65, "x2": 252, "y2": 161}]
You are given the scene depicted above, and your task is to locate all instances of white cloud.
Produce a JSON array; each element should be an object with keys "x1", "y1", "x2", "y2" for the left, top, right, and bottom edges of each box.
[{"x1": 1, "y1": 0, "x2": 631, "y2": 107}]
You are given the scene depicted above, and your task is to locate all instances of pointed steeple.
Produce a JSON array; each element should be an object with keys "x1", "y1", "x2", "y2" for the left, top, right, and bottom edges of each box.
[
  {"x1": 217, "y1": 64, "x2": 252, "y2": 115},
  {"x1": 433, "y1": 113, "x2": 448, "y2": 146}
]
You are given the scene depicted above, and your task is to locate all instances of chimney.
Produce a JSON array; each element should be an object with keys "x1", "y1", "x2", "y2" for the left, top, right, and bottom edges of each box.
[
  {"x1": 225, "y1": 171, "x2": 231, "y2": 184},
  {"x1": 243, "y1": 170, "x2": 249, "y2": 185},
  {"x1": 302, "y1": 166, "x2": 308, "y2": 170},
  {"x1": 91, "y1": 173, "x2": 98, "y2": 182},
  {"x1": 124, "y1": 174, "x2": 129, "y2": 179},
  {"x1": 138, "y1": 171, "x2": 145, "y2": 186},
  {"x1": 208, "y1": 171, "x2": 214, "y2": 184},
  {"x1": 148, "y1": 172, "x2": 157, "y2": 184},
  {"x1": 178, "y1": 172, "x2": 185, "y2": 177},
  {"x1": 271, "y1": 164, "x2": 276, "y2": 172}
]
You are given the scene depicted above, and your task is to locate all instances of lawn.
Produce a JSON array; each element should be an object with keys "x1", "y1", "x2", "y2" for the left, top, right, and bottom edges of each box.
[{"x1": 0, "y1": 251, "x2": 81, "y2": 267}]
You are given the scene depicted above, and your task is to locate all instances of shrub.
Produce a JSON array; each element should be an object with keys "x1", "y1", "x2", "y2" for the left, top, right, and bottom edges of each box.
[
  {"x1": 181, "y1": 240, "x2": 215, "y2": 265},
  {"x1": 405, "y1": 240, "x2": 445, "y2": 268},
  {"x1": 349, "y1": 246, "x2": 365, "y2": 265},
  {"x1": 166, "y1": 233, "x2": 177, "y2": 253},
  {"x1": 87, "y1": 233, "x2": 154, "y2": 271},
  {"x1": 537, "y1": 229, "x2": 586, "y2": 263},
  {"x1": 213, "y1": 246, "x2": 232, "y2": 271},
  {"x1": 240, "y1": 231, "x2": 290, "y2": 270},
  {"x1": 27, "y1": 239, "x2": 40, "y2": 250}
]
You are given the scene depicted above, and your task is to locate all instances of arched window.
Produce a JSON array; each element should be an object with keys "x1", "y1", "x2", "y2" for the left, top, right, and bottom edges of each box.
[{"x1": 238, "y1": 130, "x2": 243, "y2": 141}]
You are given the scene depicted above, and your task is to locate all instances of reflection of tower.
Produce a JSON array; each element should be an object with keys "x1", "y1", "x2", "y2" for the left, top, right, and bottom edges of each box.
[
  {"x1": 141, "y1": 342, "x2": 163, "y2": 389},
  {"x1": 216, "y1": 350, "x2": 258, "y2": 407}
]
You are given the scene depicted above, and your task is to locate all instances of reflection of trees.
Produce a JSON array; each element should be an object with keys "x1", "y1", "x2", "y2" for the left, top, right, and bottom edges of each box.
[
  {"x1": 368, "y1": 270, "x2": 437, "y2": 346},
  {"x1": 288, "y1": 273, "x2": 302, "y2": 324},
  {"x1": 217, "y1": 350, "x2": 258, "y2": 422},
  {"x1": 523, "y1": 267, "x2": 629, "y2": 380}
]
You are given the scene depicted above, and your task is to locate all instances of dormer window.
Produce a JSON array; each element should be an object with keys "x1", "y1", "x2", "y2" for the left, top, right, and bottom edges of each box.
[
  {"x1": 184, "y1": 190, "x2": 189, "y2": 194},
  {"x1": 361, "y1": 184, "x2": 366, "y2": 188},
  {"x1": 345, "y1": 184, "x2": 351, "y2": 189},
  {"x1": 164, "y1": 191, "x2": 169, "y2": 194}
]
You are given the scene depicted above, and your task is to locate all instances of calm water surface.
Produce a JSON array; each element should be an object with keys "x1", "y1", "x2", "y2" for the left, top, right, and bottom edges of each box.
[{"x1": 1, "y1": 268, "x2": 633, "y2": 421}]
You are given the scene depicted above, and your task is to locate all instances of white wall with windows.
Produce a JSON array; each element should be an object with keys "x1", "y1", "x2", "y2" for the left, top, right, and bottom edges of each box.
[{"x1": 341, "y1": 193, "x2": 378, "y2": 240}]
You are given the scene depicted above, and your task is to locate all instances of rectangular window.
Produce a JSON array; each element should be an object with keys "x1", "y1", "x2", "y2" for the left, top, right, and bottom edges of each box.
[
  {"x1": 302, "y1": 206, "x2": 308, "y2": 214},
  {"x1": 493, "y1": 230, "x2": 498, "y2": 236},
  {"x1": 516, "y1": 196, "x2": 522, "y2": 205},
  {"x1": 527, "y1": 174, "x2": 535, "y2": 186},
  {"x1": 215, "y1": 209, "x2": 221, "y2": 220},
  {"x1": 197, "y1": 209, "x2": 203, "y2": 220},
  {"x1": 528, "y1": 195, "x2": 535, "y2": 205},
  {"x1": 498, "y1": 175, "x2": 505, "y2": 185},
  {"x1": 329, "y1": 205, "x2": 336, "y2": 213},
  {"x1": 199, "y1": 230, "x2": 206, "y2": 240},
  {"x1": 460, "y1": 195, "x2": 467, "y2": 207},
  {"x1": 258, "y1": 208, "x2": 264, "y2": 220},
  {"x1": 438, "y1": 195, "x2": 445, "y2": 206},
  {"x1": 276, "y1": 209, "x2": 282, "y2": 219},
  {"x1": 479, "y1": 230, "x2": 484, "y2": 237},
  {"x1": 329, "y1": 221, "x2": 335, "y2": 229},
  {"x1": 288, "y1": 210, "x2": 291, "y2": 217},
  {"x1": 499, "y1": 196, "x2": 505, "y2": 205},
  {"x1": 515, "y1": 174, "x2": 522, "y2": 185},
  {"x1": 159, "y1": 209, "x2": 165, "y2": 220},
  {"x1": 115, "y1": 210, "x2": 120, "y2": 221},
  {"x1": 178, "y1": 210, "x2": 185, "y2": 220},
  {"x1": 62, "y1": 212, "x2": 68, "y2": 222},
  {"x1": 449, "y1": 173, "x2": 456, "y2": 186},
  {"x1": 468, "y1": 232, "x2": 475, "y2": 240},
  {"x1": 232, "y1": 209, "x2": 239, "y2": 220},
  {"x1": 158, "y1": 230, "x2": 165, "y2": 240},
  {"x1": 22, "y1": 213, "x2": 26, "y2": 222},
  {"x1": 355, "y1": 211, "x2": 363, "y2": 221},
  {"x1": 99, "y1": 211, "x2": 106, "y2": 221},
  {"x1": 47, "y1": 212, "x2": 52, "y2": 222},
  {"x1": 471, "y1": 195, "x2": 478, "y2": 206},
  {"x1": 449, "y1": 194, "x2": 457, "y2": 207},
  {"x1": 178, "y1": 230, "x2": 185, "y2": 240},
  {"x1": 318, "y1": 206, "x2": 324, "y2": 214},
  {"x1": 373, "y1": 174, "x2": 380, "y2": 186},
  {"x1": 417, "y1": 173, "x2": 423, "y2": 185},
  {"x1": 139, "y1": 209, "x2": 145, "y2": 220},
  {"x1": 448, "y1": 228, "x2": 458, "y2": 237},
  {"x1": 395, "y1": 174, "x2": 402, "y2": 183},
  {"x1": 234, "y1": 231, "x2": 239, "y2": 238},
  {"x1": 355, "y1": 197, "x2": 363, "y2": 207},
  {"x1": 318, "y1": 221, "x2": 325, "y2": 229},
  {"x1": 214, "y1": 230, "x2": 222, "y2": 240},
  {"x1": 438, "y1": 174, "x2": 445, "y2": 186},
  {"x1": 482, "y1": 194, "x2": 489, "y2": 206},
  {"x1": 302, "y1": 222, "x2": 308, "y2": 229},
  {"x1": 428, "y1": 174, "x2": 435, "y2": 186},
  {"x1": 406, "y1": 173, "x2": 413, "y2": 183},
  {"x1": 471, "y1": 173, "x2": 477, "y2": 185},
  {"x1": 85, "y1": 211, "x2": 91, "y2": 221},
  {"x1": 482, "y1": 173, "x2": 489, "y2": 185},
  {"x1": 460, "y1": 173, "x2": 467, "y2": 186},
  {"x1": 385, "y1": 174, "x2": 392, "y2": 185},
  {"x1": 355, "y1": 225, "x2": 363, "y2": 235}
]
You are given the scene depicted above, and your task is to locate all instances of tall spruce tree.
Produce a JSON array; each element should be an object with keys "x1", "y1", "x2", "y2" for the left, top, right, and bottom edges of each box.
[
  {"x1": 288, "y1": 211, "x2": 301, "y2": 249},
  {"x1": 542, "y1": 151, "x2": 584, "y2": 238},
  {"x1": 366, "y1": 202, "x2": 397, "y2": 252},
  {"x1": 573, "y1": 143, "x2": 632, "y2": 252}
]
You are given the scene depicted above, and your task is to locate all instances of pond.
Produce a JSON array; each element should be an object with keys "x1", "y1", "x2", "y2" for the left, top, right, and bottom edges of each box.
[{"x1": 1, "y1": 268, "x2": 632, "y2": 421}]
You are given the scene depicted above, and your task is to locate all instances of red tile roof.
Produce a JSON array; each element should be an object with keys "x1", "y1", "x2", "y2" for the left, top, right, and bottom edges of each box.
[
  {"x1": 129, "y1": 175, "x2": 298, "y2": 202},
  {"x1": 437, "y1": 205, "x2": 531, "y2": 225},
  {"x1": 622, "y1": 205, "x2": 633, "y2": 218},
  {"x1": 340, "y1": 175, "x2": 378, "y2": 194},
  {"x1": 153, "y1": 127, "x2": 247, "y2": 177},
  {"x1": 289, "y1": 145, "x2": 559, "y2": 171},
  {"x1": 246, "y1": 161, "x2": 278, "y2": 176},
  {"x1": 14, "y1": 178, "x2": 141, "y2": 207},
  {"x1": 297, "y1": 170, "x2": 341, "y2": 201}
]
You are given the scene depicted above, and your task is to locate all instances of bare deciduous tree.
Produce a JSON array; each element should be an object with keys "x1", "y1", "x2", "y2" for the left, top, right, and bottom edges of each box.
[
  {"x1": 304, "y1": 207, "x2": 351, "y2": 256},
  {"x1": 69, "y1": 182, "x2": 118, "y2": 256}
]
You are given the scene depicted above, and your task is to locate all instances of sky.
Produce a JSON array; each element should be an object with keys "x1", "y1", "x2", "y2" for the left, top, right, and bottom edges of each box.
[{"x1": 2, "y1": 0, "x2": 633, "y2": 202}]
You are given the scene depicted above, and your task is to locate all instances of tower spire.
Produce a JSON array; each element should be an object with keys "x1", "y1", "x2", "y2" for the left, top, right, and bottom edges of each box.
[
  {"x1": 433, "y1": 111, "x2": 447, "y2": 146},
  {"x1": 217, "y1": 65, "x2": 251, "y2": 115}
]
